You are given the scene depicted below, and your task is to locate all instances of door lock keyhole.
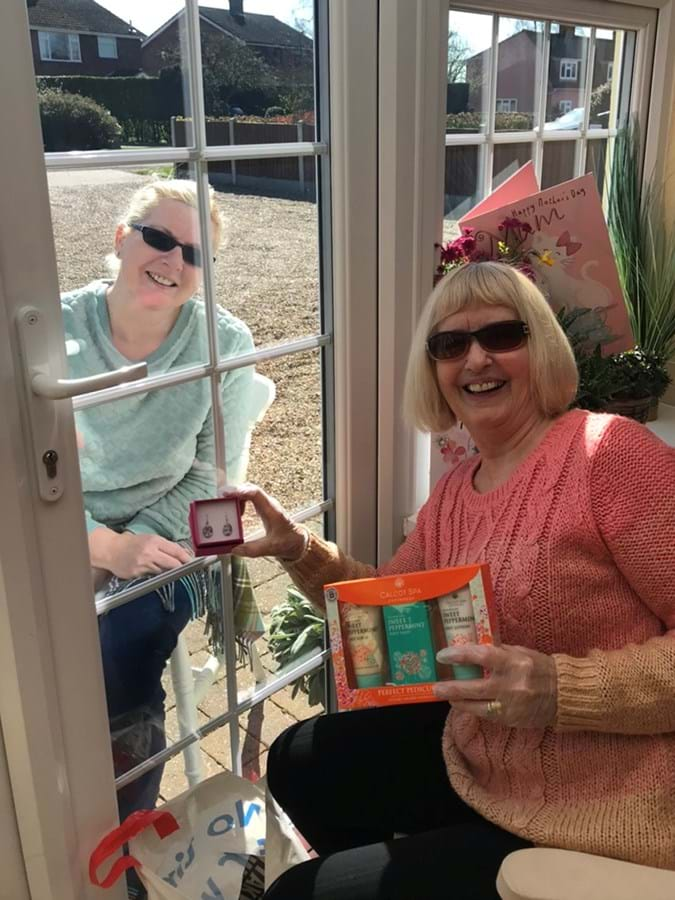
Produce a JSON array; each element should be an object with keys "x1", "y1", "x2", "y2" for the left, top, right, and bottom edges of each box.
[{"x1": 42, "y1": 449, "x2": 58, "y2": 479}]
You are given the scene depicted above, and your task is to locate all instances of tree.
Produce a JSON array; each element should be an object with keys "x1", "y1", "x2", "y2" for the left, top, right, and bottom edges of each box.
[
  {"x1": 447, "y1": 31, "x2": 471, "y2": 84},
  {"x1": 291, "y1": 0, "x2": 314, "y2": 39},
  {"x1": 161, "y1": 33, "x2": 278, "y2": 116}
]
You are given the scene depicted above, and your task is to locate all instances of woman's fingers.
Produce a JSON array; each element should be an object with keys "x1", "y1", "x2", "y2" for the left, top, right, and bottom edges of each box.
[
  {"x1": 436, "y1": 642, "x2": 506, "y2": 670},
  {"x1": 432, "y1": 677, "x2": 493, "y2": 703}
]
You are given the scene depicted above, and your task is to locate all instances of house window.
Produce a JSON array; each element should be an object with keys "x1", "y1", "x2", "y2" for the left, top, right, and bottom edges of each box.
[
  {"x1": 38, "y1": 31, "x2": 81, "y2": 62},
  {"x1": 496, "y1": 98, "x2": 518, "y2": 112},
  {"x1": 560, "y1": 58, "x2": 580, "y2": 80},
  {"x1": 559, "y1": 99, "x2": 574, "y2": 113},
  {"x1": 97, "y1": 36, "x2": 118, "y2": 59}
]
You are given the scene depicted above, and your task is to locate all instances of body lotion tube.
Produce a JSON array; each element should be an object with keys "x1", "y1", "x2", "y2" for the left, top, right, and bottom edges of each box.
[
  {"x1": 341, "y1": 603, "x2": 387, "y2": 687},
  {"x1": 437, "y1": 587, "x2": 482, "y2": 680}
]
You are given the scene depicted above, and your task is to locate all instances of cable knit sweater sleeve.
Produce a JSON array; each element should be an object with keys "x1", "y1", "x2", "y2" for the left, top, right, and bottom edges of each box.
[{"x1": 554, "y1": 417, "x2": 675, "y2": 734}]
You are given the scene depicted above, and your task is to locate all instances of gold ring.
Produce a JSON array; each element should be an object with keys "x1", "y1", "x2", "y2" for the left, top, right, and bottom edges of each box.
[{"x1": 486, "y1": 700, "x2": 503, "y2": 718}]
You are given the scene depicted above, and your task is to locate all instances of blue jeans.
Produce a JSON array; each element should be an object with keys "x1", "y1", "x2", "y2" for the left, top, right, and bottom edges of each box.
[{"x1": 98, "y1": 583, "x2": 193, "y2": 822}]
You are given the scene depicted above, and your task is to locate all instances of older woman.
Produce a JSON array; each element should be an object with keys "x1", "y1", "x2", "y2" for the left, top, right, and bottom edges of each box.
[
  {"x1": 62, "y1": 179, "x2": 258, "y2": 826},
  {"x1": 231, "y1": 261, "x2": 675, "y2": 899}
]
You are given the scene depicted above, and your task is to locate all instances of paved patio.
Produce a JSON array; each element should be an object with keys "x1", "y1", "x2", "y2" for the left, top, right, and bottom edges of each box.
[{"x1": 158, "y1": 561, "x2": 324, "y2": 801}]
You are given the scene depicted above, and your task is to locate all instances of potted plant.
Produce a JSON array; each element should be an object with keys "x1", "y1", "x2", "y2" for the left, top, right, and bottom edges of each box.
[
  {"x1": 268, "y1": 586, "x2": 326, "y2": 708},
  {"x1": 608, "y1": 120, "x2": 675, "y2": 419}
]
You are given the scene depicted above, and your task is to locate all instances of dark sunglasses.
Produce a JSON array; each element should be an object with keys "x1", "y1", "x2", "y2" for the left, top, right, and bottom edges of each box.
[
  {"x1": 426, "y1": 320, "x2": 529, "y2": 361},
  {"x1": 130, "y1": 223, "x2": 211, "y2": 268}
]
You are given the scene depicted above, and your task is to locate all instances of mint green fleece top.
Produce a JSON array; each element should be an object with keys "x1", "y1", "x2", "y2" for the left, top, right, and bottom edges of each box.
[{"x1": 62, "y1": 280, "x2": 255, "y2": 541}]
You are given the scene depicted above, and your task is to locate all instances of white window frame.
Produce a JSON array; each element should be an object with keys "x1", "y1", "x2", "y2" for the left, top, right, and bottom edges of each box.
[
  {"x1": 559, "y1": 98, "x2": 574, "y2": 112},
  {"x1": 560, "y1": 57, "x2": 580, "y2": 79},
  {"x1": 38, "y1": 30, "x2": 81, "y2": 63},
  {"x1": 382, "y1": 0, "x2": 674, "y2": 549},
  {"x1": 496, "y1": 97, "x2": 518, "y2": 111},
  {"x1": 97, "y1": 35, "x2": 118, "y2": 59}
]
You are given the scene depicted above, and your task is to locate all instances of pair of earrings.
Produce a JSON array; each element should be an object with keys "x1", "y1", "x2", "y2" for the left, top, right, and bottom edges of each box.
[{"x1": 201, "y1": 515, "x2": 233, "y2": 539}]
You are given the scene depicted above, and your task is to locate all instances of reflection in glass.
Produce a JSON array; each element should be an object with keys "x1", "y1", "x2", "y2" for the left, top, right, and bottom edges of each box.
[
  {"x1": 447, "y1": 10, "x2": 493, "y2": 132},
  {"x1": 587, "y1": 138, "x2": 610, "y2": 199},
  {"x1": 590, "y1": 30, "x2": 620, "y2": 130},
  {"x1": 247, "y1": 350, "x2": 323, "y2": 516},
  {"x1": 493, "y1": 143, "x2": 532, "y2": 190},
  {"x1": 208, "y1": 159, "x2": 320, "y2": 347},
  {"x1": 444, "y1": 145, "x2": 484, "y2": 237},
  {"x1": 541, "y1": 141, "x2": 576, "y2": 188},
  {"x1": 546, "y1": 24, "x2": 590, "y2": 127},
  {"x1": 496, "y1": 19, "x2": 544, "y2": 131}
]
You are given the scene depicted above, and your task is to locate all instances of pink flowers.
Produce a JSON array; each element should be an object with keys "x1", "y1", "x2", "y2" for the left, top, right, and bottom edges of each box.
[{"x1": 436, "y1": 216, "x2": 548, "y2": 283}]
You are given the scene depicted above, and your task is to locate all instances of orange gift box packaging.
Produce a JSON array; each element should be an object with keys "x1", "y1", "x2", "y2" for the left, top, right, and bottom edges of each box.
[{"x1": 324, "y1": 565, "x2": 498, "y2": 711}]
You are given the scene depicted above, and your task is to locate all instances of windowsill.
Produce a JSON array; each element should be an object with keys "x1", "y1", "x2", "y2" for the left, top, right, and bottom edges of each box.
[{"x1": 647, "y1": 402, "x2": 675, "y2": 447}]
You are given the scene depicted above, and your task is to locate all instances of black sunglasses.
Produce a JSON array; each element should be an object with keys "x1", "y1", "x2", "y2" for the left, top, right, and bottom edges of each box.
[
  {"x1": 426, "y1": 320, "x2": 529, "y2": 361},
  {"x1": 130, "y1": 223, "x2": 211, "y2": 268}
]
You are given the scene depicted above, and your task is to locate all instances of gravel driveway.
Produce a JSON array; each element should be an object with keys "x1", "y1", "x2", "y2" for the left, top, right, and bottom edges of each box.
[{"x1": 48, "y1": 171, "x2": 324, "y2": 515}]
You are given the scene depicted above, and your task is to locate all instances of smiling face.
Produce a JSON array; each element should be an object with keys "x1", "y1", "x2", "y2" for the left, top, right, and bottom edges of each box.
[
  {"x1": 114, "y1": 198, "x2": 203, "y2": 312},
  {"x1": 432, "y1": 302, "x2": 540, "y2": 436}
]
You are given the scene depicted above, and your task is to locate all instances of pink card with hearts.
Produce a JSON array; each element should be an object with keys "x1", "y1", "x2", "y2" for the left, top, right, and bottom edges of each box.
[{"x1": 460, "y1": 171, "x2": 633, "y2": 354}]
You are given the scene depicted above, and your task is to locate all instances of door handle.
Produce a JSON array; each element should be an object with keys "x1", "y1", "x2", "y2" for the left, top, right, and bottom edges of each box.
[
  {"x1": 31, "y1": 362, "x2": 147, "y2": 399},
  {"x1": 18, "y1": 305, "x2": 148, "y2": 502}
]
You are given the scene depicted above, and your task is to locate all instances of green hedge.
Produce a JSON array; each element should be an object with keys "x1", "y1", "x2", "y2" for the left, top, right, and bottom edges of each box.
[
  {"x1": 446, "y1": 111, "x2": 535, "y2": 131},
  {"x1": 36, "y1": 74, "x2": 183, "y2": 145},
  {"x1": 39, "y1": 88, "x2": 122, "y2": 151}
]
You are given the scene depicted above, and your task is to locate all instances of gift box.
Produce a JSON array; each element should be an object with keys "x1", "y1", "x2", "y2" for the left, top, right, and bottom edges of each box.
[
  {"x1": 324, "y1": 564, "x2": 497, "y2": 710},
  {"x1": 188, "y1": 497, "x2": 244, "y2": 556}
]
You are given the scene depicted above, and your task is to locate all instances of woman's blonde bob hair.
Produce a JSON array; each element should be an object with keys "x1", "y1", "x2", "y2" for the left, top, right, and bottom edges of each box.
[
  {"x1": 403, "y1": 261, "x2": 578, "y2": 432},
  {"x1": 107, "y1": 179, "x2": 223, "y2": 274}
]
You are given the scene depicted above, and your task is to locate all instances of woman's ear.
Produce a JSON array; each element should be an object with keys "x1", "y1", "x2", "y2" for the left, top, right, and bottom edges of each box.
[{"x1": 113, "y1": 223, "x2": 128, "y2": 257}]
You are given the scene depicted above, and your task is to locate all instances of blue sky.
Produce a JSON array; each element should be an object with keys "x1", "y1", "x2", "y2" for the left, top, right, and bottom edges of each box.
[{"x1": 97, "y1": 1, "x2": 312, "y2": 38}]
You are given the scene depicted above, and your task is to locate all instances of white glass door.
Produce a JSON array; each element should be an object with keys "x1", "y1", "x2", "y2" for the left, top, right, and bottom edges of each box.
[{"x1": 0, "y1": 1, "x2": 381, "y2": 896}]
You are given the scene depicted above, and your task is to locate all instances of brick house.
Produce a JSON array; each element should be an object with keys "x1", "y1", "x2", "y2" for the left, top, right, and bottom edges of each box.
[
  {"x1": 466, "y1": 26, "x2": 615, "y2": 120},
  {"x1": 28, "y1": 0, "x2": 145, "y2": 77},
  {"x1": 141, "y1": 1, "x2": 313, "y2": 84}
]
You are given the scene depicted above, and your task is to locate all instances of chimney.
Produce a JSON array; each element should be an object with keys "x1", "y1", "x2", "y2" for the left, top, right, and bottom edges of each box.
[{"x1": 230, "y1": 0, "x2": 244, "y2": 18}]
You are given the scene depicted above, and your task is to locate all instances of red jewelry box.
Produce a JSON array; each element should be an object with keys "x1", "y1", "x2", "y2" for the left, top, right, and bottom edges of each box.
[{"x1": 188, "y1": 497, "x2": 244, "y2": 557}]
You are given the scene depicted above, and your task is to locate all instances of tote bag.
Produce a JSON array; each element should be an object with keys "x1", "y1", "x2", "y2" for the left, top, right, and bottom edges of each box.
[{"x1": 90, "y1": 771, "x2": 308, "y2": 899}]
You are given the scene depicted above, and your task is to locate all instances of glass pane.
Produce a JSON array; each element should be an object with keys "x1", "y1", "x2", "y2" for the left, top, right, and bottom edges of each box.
[
  {"x1": 590, "y1": 29, "x2": 626, "y2": 131},
  {"x1": 198, "y1": 1, "x2": 316, "y2": 143},
  {"x1": 546, "y1": 24, "x2": 590, "y2": 128},
  {"x1": 246, "y1": 350, "x2": 324, "y2": 514},
  {"x1": 444, "y1": 145, "x2": 484, "y2": 238},
  {"x1": 51, "y1": 165, "x2": 212, "y2": 371},
  {"x1": 492, "y1": 142, "x2": 532, "y2": 190},
  {"x1": 208, "y1": 158, "x2": 320, "y2": 352},
  {"x1": 496, "y1": 18, "x2": 544, "y2": 131},
  {"x1": 87, "y1": 377, "x2": 219, "y2": 820},
  {"x1": 447, "y1": 9, "x2": 493, "y2": 133},
  {"x1": 32, "y1": 17, "x2": 193, "y2": 150},
  {"x1": 587, "y1": 137, "x2": 610, "y2": 199},
  {"x1": 541, "y1": 141, "x2": 576, "y2": 188}
]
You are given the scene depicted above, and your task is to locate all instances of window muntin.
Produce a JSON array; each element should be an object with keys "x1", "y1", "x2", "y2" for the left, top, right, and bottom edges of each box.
[
  {"x1": 38, "y1": 31, "x2": 81, "y2": 62},
  {"x1": 97, "y1": 36, "x2": 118, "y2": 59}
]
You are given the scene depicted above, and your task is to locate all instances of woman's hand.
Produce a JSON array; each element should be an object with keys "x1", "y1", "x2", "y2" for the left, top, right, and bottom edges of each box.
[
  {"x1": 226, "y1": 484, "x2": 308, "y2": 561},
  {"x1": 432, "y1": 643, "x2": 558, "y2": 729},
  {"x1": 89, "y1": 528, "x2": 193, "y2": 580}
]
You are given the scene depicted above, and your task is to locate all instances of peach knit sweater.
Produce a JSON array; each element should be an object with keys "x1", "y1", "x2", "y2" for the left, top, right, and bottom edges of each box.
[{"x1": 286, "y1": 410, "x2": 675, "y2": 868}]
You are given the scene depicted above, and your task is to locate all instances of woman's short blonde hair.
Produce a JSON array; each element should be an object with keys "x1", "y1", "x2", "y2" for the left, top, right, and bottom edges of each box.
[
  {"x1": 107, "y1": 178, "x2": 223, "y2": 274},
  {"x1": 403, "y1": 261, "x2": 578, "y2": 432}
]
